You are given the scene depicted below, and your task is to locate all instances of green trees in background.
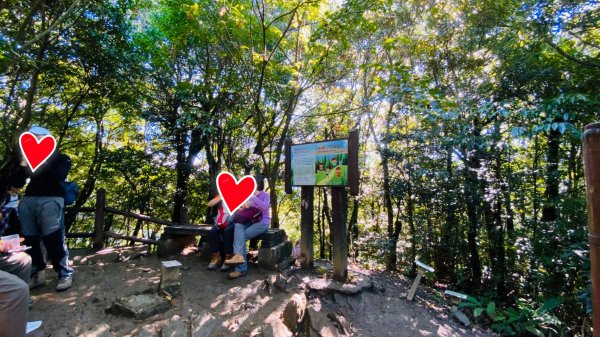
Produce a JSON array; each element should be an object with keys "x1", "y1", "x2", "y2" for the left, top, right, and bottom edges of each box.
[{"x1": 0, "y1": 0, "x2": 598, "y2": 334}]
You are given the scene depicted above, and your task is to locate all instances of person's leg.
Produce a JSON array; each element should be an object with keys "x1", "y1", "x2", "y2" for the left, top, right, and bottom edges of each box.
[
  {"x1": 234, "y1": 222, "x2": 269, "y2": 274},
  {"x1": 207, "y1": 225, "x2": 223, "y2": 270},
  {"x1": 42, "y1": 229, "x2": 73, "y2": 278},
  {"x1": 18, "y1": 198, "x2": 45, "y2": 275},
  {"x1": 0, "y1": 271, "x2": 28, "y2": 337},
  {"x1": 208, "y1": 225, "x2": 221, "y2": 254},
  {"x1": 232, "y1": 222, "x2": 247, "y2": 255},
  {"x1": 38, "y1": 199, "x2": 73, "y2": 282},
  {"x1": 0, "y1": 253, "x2": 32, "y2": 284},
  {"x1": 222, "y1": 220, "x2": 235, "y2": 256}
]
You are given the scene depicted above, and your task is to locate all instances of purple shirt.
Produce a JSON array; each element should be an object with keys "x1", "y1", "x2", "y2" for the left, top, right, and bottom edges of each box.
[{"x1": 249, "y1": 191, "x2": 271, "y2": 225}]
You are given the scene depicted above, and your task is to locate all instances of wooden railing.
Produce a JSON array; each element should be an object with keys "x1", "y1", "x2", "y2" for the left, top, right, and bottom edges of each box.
[{"x1": 65, "y1": 188, "x2": 190, "y2": 250}]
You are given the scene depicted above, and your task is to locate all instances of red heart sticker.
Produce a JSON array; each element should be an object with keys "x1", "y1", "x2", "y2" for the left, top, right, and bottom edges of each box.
[
  {"x1": 19, "y1": 132, "x2": 57, "y2": 173},
  {"x1": 217, "y1": 172, "x2": 257, "y2": 214}
]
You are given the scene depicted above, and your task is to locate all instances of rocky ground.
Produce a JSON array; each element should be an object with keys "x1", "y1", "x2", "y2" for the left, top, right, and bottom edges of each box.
[{"x1": 25, "y1": 245, "x2": 496, "y2": 337}]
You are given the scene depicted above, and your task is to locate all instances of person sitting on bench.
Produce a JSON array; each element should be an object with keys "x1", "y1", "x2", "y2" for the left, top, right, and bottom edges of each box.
[
  {"x1": 206, "y1": 196, "x2": 234, "y2": 272},
  {"x1": 224, "y1": 174, "x2": 270, "y2": 279}
]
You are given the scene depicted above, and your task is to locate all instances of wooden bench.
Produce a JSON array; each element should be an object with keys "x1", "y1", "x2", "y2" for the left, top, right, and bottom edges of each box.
[{"x1": 158, "y1": 224, "x2": 293, "y2": 271}]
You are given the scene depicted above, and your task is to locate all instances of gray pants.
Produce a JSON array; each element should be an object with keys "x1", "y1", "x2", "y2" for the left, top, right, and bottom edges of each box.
[
  {"x1": 19, "y1": 196, "x2": 73, "y2": 278},
  {"x1": 0, "y1": 271, "x2": 28, "y2": 337},
  {"x1": 0, "y1": 252, "x2": 31, "y2": 283}
]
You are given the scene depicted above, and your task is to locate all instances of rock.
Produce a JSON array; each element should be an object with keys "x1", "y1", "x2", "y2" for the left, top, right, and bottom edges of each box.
[
  {"x1": 308, "y1": 274, "x2": 373, "y2": 295},
  {"x1": 451, "y1": 307, "x2": 471, "y2": 327},
  {"x1": 258, "y1": 240, "x2": 293, "y2": 271},
  {"x1": 326, "y1": 312, "x2": 352, "y2": 335},
  {"x1": 191, "y1": 310, "x2": 220, "y2": 337},
  {"x1": 262, "y1": 320, "x2": 293, "y2": 337},
  {"x1": 105, "y1": 294, "x2": 170, "y2": 320},
  {"x1": 282, "y1": 293, "x2": 307, "y2": 332},
  {"x1": 160, "y1": 315, "x2": 189, "y2": 337},
  {"x1": 137, "y1": 324, "x2": 158, "y2": 337},
  {"x1": 261, "y1": 274, "x2": 288, "y2": 295},
  {"x1": 307, "y1": 308, "x2": 342, "y2": 337}
]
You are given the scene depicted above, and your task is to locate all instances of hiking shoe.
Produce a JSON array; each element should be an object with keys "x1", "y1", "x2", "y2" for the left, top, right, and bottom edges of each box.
[
  {"x1": 29, "y1": 270, "x2": 46, "y2": 289},
  {"x1": 207, "y1": 253, "x2": 222, "y2": 270},
  {"x1": 26, "y1": 321, "x2": 42, "y2": 334},
  {"x1": 56, "y1": 276, "x2": 72, "y2": 292},
  {"x1": 229, "y1": 271, "x2": 246, "y2": 279},
  {"x1": 224, "y1": 254, "x2": 245, "y2": 265}
]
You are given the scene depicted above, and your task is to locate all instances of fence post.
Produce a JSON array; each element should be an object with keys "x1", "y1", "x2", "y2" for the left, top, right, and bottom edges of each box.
[
  {"x1": 583, "y1": 122, "x2": 600, "y2": 337},
  {"x1": 179, "y1": 206, "x2": 189, "y2": 225},
  {"x1": 331, "y1": 186, "x2": 348, "y2": 282},
  {"x1": 93, "y1": 189, "x2": 106, "y2": 250},
  {"x1": 300, "y1": 186, "x2": 314, "y2": 269}
]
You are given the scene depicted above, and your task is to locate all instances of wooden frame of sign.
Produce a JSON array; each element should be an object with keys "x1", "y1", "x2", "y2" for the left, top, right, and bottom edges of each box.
[{"x1": 285, "y1": 129, "x2": 359, "y2": 283}]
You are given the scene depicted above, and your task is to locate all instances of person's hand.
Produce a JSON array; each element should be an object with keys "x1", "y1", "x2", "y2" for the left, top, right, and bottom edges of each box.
[
  {"x1": 0, "y1": 240, "x2": 12, "y2": 253},
  {"x1": 8, "y1": 186, "x2": 19, "y2": 196},
  {"x1": 19, "y1": 156, "x2": 27, "y2": 167}
]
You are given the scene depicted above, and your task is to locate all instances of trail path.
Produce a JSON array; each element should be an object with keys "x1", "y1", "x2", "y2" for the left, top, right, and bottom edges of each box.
[{"x1": 25, "y1": 246, "x2": 495, "y2": 337}]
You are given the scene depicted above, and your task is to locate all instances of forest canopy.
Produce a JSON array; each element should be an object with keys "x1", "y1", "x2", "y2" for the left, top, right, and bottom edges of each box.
[{"x1": 0, "y1": 0, "x2": 599, "y2": 335}]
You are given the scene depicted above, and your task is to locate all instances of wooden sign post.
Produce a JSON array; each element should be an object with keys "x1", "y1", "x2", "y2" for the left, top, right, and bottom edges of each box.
[
  {"x1": 285, "y1": 129, "x2": 359, "y2": 283},
  {"x1": 583, "y1": 122, "x2": 600, "y2": 337}
]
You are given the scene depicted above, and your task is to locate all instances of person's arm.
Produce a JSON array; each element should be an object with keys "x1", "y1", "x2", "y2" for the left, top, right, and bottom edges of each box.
[
  {"x1": 207, "y1": 195, "x2": 221, "y2": 207},
  {"x1": 249, "y1": 192, "x2": 270, "y2": 212},
  {"x1": 52, "y1": 154, "x2": 71, "y2": 181},
  {"x1": 8, "y1": 165, "x2": 28, "y2": 189}
]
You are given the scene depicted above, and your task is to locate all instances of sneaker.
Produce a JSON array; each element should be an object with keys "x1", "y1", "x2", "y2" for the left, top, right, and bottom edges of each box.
[
  {"x1": 207, "y1": 253, "x2": 222, "y2": 270},
  {"x1": 56, "y1": 276, "x2": 72, "y2": 292},
  {"x1": 26, "y1": 321, "x2": 42, "y2": 333},
  {"x1": 224, "y1": 254, "x2": 245, "y2": 265},
  {"x1": 229, "y1": 271, "x2": 246, "y2": 279},
  {"x1": 29, "y1": 270, "x2": 46, "y2": 289}
]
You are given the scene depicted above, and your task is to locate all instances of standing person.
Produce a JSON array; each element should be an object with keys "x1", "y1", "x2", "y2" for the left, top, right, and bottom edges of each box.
[
  {"x1": 206, "y1": 195, "x2": 235, "y2": 271},
  {"x1": 9, "y1": 126, "x2": 74, "y2": 292},
  {"x1": 224, "y1": 174, "x2": 270, "y2": 279}
]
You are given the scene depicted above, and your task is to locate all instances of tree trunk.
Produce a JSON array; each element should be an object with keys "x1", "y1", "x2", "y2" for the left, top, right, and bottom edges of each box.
[
  {"x1": 348, "y1": 196, "x2": 359, "y2": 260},
  {"x1": 437, "y1": 146, "x2": 457, "y2": 283},
  {"x1": 541, "y1": 128, "x2": 560, "y2": 222},
  {"x1": 463, "y1": 147, "x2": 483, "y2": 288}
]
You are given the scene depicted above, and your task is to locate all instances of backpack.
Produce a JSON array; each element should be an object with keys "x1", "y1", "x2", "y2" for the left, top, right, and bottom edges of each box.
[
  {"x1": 61, "y1": 181, "x2": 79, "y2": 205},
  {"x1": 215, "y1": 205, "x2": 230, "y2": 229},
  {"x1": 232, "y1": 206, "x2": 262, "y2": 225}
]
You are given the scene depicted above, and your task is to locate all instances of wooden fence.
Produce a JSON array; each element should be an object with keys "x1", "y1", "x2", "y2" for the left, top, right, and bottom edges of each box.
[{"x1": 65, "y1": 188, "x2": 190, "y2": 250}]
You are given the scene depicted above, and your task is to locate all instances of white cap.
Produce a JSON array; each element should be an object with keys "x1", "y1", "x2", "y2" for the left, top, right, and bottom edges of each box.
[{"x1": 28, "y1": 126, "x2": 51, "y2": 135}]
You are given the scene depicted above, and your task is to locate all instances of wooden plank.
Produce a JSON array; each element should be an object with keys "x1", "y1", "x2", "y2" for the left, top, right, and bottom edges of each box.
[
  {"x1": 285, "y1": 137, "x2": 292, "y2": 194},
  {"x1": 348, "y1": 129, "x2": 360, "y2": 196},
  {"x1": 444, "y1": 290, "x2": 468, "y2": 300},
  {"x1": 331, "y1": 187, "x2": 348, "y2": 282},
  {"x1": 300, "y1": 186, "x2": 314, "y2": 269},
  {"x1": 407, "y1": 269, "x2": 424, "y2": 301},
  {"x1": 93, "y1": 189, "x2": 106, "y2": 250},
  {"x1": 104, "y1": 231, "x2": 158, "y2": 245},
  {"x1": 583, "y1": 122, "x2": 600, "y2": 337},
  {"x1": 66, "y1": 232, "x2": 94, "y2": 238},
  {"x1": 163, "y1": 225, "x2": 285, "y2": 243},
  {"x1": 415, "y1": 259, "x2": 434, "y2": 273},
  {"x1": 105, "y1": 207, "x2": 177, "y2": 227}
]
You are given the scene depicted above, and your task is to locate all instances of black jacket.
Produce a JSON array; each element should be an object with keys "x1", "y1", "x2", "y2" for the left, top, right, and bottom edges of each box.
[{"x1": 9, "y1": 152, "x2": 71, "y2": 198}]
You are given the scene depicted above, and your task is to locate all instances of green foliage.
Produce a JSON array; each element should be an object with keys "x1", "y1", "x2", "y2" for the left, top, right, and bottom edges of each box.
[{"x1": 460, "y1": 296, "x2": 564, "y2": 336}]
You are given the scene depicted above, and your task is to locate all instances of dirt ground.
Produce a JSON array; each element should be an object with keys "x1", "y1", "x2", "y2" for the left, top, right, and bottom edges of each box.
[{"x1": 24, "y1": 245, "x2": 495, "y2": 337}]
